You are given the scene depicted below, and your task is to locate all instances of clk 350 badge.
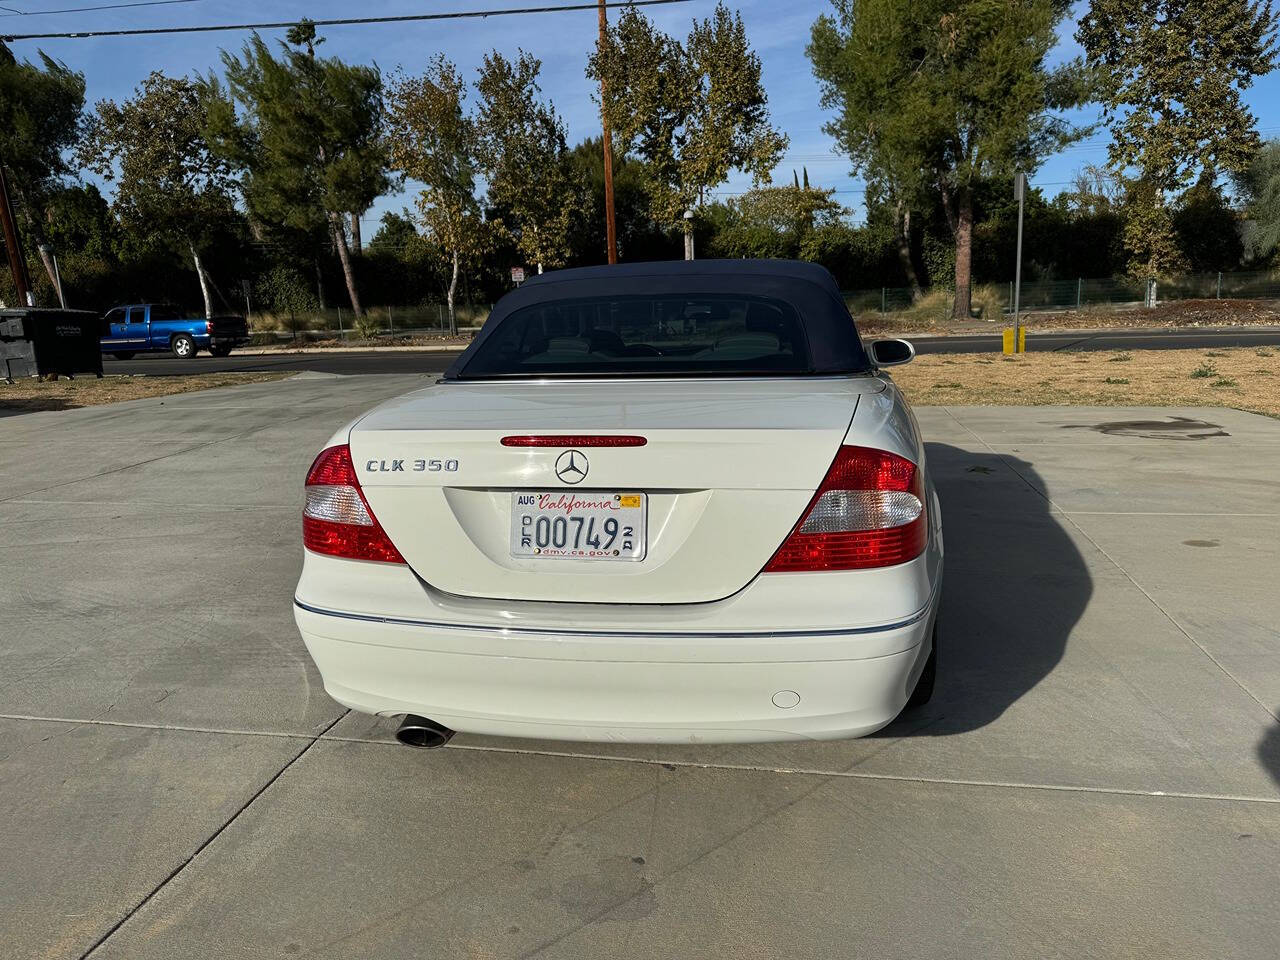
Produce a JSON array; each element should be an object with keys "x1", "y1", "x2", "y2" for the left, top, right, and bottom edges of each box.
[{"x1": 365, "y1": 458, "x2": 459, "y2": 472}]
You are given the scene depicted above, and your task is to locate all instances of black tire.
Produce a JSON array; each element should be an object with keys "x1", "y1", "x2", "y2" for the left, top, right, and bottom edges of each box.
[
  {"x1": 208, "y1": 344, "x2": 233, "y2": 358},
  {"x1": 906, "y1": 622, "x2": 937, "y2": 708},
  {"x1": 112, "y1": 352, "x2": 135, "y2": 360},
  {"x1": 171, "y1": 334, "x2": 197, "y2": 359}
]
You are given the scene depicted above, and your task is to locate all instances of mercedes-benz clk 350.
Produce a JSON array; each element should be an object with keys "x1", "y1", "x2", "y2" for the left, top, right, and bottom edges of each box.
[{"x1": 293, "y1": 260, "x2": 942, "y2": 746}]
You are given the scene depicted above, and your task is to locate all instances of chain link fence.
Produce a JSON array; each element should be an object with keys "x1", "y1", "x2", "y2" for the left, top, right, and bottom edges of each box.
[
  {"x1": 844, "y1": 270, "x2": 1280, "y2": 320},
  {"x1": 245, "y1": 302, "x2": 493, "y2": 342}
]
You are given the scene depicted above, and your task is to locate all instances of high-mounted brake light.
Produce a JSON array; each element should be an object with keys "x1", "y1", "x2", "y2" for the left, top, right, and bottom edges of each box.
[
  {"x1": 302, "y1": 444, "x2": 405, "y2": 564},
  {"x1": 500, "y1": 435, "x2": 647, "y2": 447},
  {"x1": 764, "y1": 446, "x2": 926, "y2": 572}
]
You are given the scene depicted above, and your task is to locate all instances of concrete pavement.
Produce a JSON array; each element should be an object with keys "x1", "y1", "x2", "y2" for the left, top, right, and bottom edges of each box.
[{"x1": 1, "y1": 376, "x2": 1277, "y2": 959}]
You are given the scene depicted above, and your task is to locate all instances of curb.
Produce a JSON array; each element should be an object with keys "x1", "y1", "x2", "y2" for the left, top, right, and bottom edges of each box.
[{"x1": 236, "y1": 343, "x2": 467, "y2": 355}]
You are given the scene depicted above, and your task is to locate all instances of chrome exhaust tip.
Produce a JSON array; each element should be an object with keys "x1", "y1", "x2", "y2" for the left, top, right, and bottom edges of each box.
[{"x1": 394, "y1": 715, "x2": 455, "y2": 749}]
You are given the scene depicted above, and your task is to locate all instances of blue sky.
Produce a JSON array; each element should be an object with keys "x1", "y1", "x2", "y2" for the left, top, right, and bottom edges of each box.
[{"x1": 5, "y1": 0, "x2": 1280, "y2": 233}]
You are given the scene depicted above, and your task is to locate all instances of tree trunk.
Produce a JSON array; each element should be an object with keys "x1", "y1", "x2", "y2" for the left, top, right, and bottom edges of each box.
[
  {"x1": 447, "y1": 248, "x2": 459, "y2": 337},
  {"x1": 350, "y1": 212, "x2": 362, "y2": 254},
  {"x1": 951, "y1": 187, "x2": 974, "y2": 320},
  {"x1": 313, "y1": 259, "x2": 327, "y2": 310},
  {"x1": 35, "y1": 244, "x2": 60, "y2": 302},
  {"x1": 329, "y1": 211, "x2": 363, "y2": 316},
  {"x1": 893, "y1": 199, "x2": 922, "y2": 300},
  {"x1": 189, "y1": 240, "x2": 214, "y2": 319},
  {"x1": 10, "y1": 187, "x2": 56, "y2": 298}
]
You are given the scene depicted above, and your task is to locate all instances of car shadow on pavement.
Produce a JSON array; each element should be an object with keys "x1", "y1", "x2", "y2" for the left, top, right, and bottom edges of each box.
[
  {"x1": 1259, "y1": 722, "x2": 1280, "y2": 790},
  {"x1": 876, "y1": 442, "x2": 1092, "y2": 737}
]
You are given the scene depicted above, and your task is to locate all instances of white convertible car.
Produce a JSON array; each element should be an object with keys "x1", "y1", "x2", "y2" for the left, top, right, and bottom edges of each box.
[{"x1": 294, "y1": 260, "x2": 942, "y2": 746}]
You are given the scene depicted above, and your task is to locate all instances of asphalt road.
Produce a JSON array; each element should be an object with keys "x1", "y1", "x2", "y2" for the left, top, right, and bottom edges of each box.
[{"x1": 106, "y1": 324, "x2": 1280, "y2": 376}]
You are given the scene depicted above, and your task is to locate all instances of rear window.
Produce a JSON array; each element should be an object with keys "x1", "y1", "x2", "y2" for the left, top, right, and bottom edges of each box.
[{"x1": 457, "y1": 294, "x2": 812, "y2": 378}]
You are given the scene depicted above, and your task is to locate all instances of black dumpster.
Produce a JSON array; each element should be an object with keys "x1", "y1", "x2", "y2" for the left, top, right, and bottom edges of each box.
[{"x1": 0, "y1": 308, "x2": 105, "y2": 381}]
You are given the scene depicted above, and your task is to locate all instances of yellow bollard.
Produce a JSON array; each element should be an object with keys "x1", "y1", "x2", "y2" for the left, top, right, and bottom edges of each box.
[{"x1": 1002, "y1": 328, "x2": 1027, "y2": 355}]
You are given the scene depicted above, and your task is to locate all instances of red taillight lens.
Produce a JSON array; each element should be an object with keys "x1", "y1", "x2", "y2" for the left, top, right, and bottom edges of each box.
[
  {"x1": 205, "y1": 320, "x2": 213, "y2": 334},
  {"x1": 764, "y1": 446, "x2": 927, "y2": 572},
  {"x1": 302, "y1": 445, "x2": 405, "y2": 564}
]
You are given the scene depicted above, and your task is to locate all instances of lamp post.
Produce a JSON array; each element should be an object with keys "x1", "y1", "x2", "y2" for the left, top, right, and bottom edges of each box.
[{"x1": 683, "y1": 209, "x2": 695, "y2": 261}]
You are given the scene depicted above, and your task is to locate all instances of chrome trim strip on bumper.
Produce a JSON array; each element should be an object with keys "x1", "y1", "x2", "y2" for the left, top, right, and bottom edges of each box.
[{"x1": 293, "y1": 595, "x2": 934, "y2": 640}]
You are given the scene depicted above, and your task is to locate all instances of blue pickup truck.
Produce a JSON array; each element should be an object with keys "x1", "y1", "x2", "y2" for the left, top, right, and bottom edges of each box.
[{"x1": 100, "y1": 303, "x2": 250, "y2": 359}]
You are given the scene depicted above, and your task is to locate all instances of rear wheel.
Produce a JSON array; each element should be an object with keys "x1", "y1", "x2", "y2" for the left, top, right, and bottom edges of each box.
[
  {"x1": 171, "y1": 334, "x2": 197, "y2": 359},
  {"x1": 905, "y1": 622, "x2": 937, "y2": 708},
  {"x1": 208, "y1": 344, "x2": 233, "y2": 357}
]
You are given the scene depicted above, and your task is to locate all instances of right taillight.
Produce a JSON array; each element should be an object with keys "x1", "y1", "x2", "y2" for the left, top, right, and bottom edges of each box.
[
  {"x1": 764, "y1": 445, "x2": 926, "y2": 572},
  {"x1": 303, "y1": 444, "x2": 405, "y2": 564}
]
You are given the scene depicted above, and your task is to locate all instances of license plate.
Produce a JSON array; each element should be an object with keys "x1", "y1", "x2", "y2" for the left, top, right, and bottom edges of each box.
[{"x1": 510, "y1": 491, "x2": 646, "y2": 561}]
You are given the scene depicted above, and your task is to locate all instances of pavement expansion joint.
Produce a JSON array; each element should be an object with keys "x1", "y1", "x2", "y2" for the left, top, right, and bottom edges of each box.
[
  {"x1": 318, "y1": 736, "x2": 1280, "y2": 807},
  {"x1": 71, "y1": 709, "x2": 351, "y2": 960}
]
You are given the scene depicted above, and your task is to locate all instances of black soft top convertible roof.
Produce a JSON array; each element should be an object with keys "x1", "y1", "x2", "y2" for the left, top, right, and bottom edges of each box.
[{"x1": 444, "y1": 259, "x2": 871, "y2": 379}]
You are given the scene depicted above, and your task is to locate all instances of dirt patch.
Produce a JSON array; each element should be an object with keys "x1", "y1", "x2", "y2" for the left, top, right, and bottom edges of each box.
[
  {"x1": 0, "y1": 372, "x2": 289, "y2": 413},
  {"x1": 857, "y1": 297, "x2": 1280, "y2": 337},
  {"x1": 892, "y1": 346, "x2": 1280, "y2": 418},
  {"x1": 1022, "y1": 299, "x2": 1280, "y2": 331}
]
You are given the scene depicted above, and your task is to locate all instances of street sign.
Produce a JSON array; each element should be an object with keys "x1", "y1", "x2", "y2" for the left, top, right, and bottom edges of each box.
[
  {"x1": 1014, "y1": 171, "x2": 1027, "y2": 201},
  {"x1": 511, "y1": 266, "x2": 526, "y2": 285}
]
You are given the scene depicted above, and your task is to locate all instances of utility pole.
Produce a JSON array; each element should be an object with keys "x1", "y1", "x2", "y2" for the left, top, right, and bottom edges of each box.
[
  {"x1": 1011, "y1": 170, "x2": 1026, "y2": 353},
  {"x1": 0, "y1": 160, "x2": 33, "y2": 307},
  {"x1": 597, "y1": 0, "x2": 618, "y2": 264}
]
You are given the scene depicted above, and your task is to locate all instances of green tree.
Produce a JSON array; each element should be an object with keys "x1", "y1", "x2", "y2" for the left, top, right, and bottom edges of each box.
[
  {"x1": 474, "y1": 50, "x2": 582, "y2": 274},
  {"x1": 1172, "y1": 174, "x2": 1244, "y2": 272},
  {"x1": 81, "y1": 72, "x2": 236, "y2": 317},
  {"x1": 1234, "y1": 139, "x2": 1280, "y2": 264},
  {"x1": 710, "y1": 185, "x2": 846, "y2": 260},
  {"x1": 810, "y1": 0, "x2": 1090, "y2": 318},
  {"x1": 386, "y1": 56, "x2": 487, "y2": 333},
  {"x1": 565, "y1": 137, "x2": 671, "y2": 264},
  {"x1": 367, "y1": 210, "x2": 421, "y2": 253},
  {"x1": 589, "y1": 1, "x2": 788, "y2": 257},
  {"x1": 1078, "y1": 0, "x2": 1278, "y2": 275},
  {"x1": 214, "y1": 20, "x2": 389, "y2": 316},
  {"x1": 0, "y1": 42, "x2": 85, "y2": 301}
]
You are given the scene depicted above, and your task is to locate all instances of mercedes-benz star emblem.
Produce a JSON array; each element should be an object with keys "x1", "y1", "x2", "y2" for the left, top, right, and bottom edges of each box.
[{"x1": 555, "y1": 449, "x2": 589, "y2": 484}]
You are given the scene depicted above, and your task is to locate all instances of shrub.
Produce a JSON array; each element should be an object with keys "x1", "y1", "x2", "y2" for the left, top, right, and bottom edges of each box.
[{"x1": 353, "y1": 311, "x2": 382, "y2": 339}]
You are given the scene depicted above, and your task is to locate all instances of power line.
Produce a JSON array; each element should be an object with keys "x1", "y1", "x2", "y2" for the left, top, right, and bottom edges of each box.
[
  {"x1": 0, "y1": 0, "x2": 201, "y2": 18},
  {"x1": 0, "y1": 0, "x2": 691, "y2": 41}
]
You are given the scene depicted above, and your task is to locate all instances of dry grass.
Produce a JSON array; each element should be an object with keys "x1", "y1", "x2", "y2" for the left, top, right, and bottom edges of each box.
[
  {"x1": 856, "y1": 296, "x2": 1280, "y2": 336},
  {"x1": 0, "y1": 372, "x2": 289, "y2": 413},
  {"x1": 892, "y1": 346, "x2": 1280, "y2": 418}
]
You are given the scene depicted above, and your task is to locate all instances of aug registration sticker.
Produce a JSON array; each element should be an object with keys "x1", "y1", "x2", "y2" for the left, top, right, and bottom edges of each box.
[{"x1": 510, "y1": 491, "x2": 647, "y2": 561}]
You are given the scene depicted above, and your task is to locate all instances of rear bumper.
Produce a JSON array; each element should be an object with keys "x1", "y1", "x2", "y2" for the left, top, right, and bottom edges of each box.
[{"x1": 293, "y1": 598, "x2": 937, "y2": 743}]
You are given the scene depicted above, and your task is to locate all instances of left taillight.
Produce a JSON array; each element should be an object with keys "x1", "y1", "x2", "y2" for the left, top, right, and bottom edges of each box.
[{"x1": 303, "y1": 444, "x2": 405, "y2": 564}]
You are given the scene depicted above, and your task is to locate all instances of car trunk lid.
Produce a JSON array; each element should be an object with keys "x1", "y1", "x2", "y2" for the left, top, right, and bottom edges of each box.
[{"x1": 349, "y1": 377, "x2": 883, "y2": 603}]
